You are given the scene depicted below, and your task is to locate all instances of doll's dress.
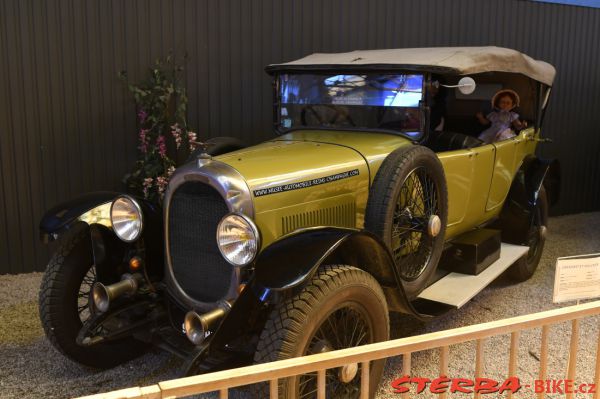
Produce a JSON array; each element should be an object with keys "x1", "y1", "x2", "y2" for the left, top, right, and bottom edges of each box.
[{"x1": 478, "y1": 109, "x2": 518, "y2": 144}]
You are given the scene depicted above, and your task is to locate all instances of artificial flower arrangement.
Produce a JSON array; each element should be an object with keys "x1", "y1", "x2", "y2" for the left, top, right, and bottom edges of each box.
[{"x1": 120, "y1": 55, "x2": 200, "y2": 203}]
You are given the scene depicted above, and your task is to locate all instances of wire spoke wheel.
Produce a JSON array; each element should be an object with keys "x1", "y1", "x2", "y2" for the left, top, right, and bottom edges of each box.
[
  {"x1": 391, "y1": 166, "x2": 439, "y2": 281},
  {"x1": 526, "y1": 204, "x2": 544, "y2": 263},
  {"x1": 38, "y1": 223, "x2": 148, "y2": 368},
  {"x1": 77, "y1": 265, "x2": 97, "y2": 323},
  {"x1": 254, "y1": 265, "x2": 389, "y2": 399},
  {"x1": 297, "y1": 306, "x2": 372, "y2": 399},
  {"x1": 365, "y1": 145, "x2": 447, "y2": 299},
  {"x1": 507, "y1": 186, "x2": 548, "y2": 282}
]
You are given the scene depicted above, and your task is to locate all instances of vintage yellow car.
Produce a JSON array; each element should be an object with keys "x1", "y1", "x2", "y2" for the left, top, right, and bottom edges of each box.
[{"x1": 38, "y1": 47, "x2": 559, "y2": 397}]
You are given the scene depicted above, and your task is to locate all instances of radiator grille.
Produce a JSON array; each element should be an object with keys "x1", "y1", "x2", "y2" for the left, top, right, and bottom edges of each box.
[
  {"x1": 281, "y1": 202, "x2": 356, "y2": 235},
  {"x1": 168, "y1": 182, "x2": 232, "y2": 303}
]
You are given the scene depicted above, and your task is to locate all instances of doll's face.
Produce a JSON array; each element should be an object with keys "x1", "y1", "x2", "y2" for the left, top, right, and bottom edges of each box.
[{"x1": 497, "y1": 95, "x2": 515, "y2": 111}]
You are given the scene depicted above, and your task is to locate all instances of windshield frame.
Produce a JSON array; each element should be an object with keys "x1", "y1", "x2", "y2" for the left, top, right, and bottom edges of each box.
[{"x1": 271, "y1": 70, "x2": 428, "y2": 141}]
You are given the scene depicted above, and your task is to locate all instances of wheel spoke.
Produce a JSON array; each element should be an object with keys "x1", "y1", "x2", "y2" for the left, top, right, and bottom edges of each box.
[
  {"x1": 390, "y1": 167, "x2": 438, "y2": 280},
  {"x1": 76, "y1": 266, "x2": 98, "y2": 323},
  {"x1": 298, "y1": 303, "x2": 374, "y2": 398}
]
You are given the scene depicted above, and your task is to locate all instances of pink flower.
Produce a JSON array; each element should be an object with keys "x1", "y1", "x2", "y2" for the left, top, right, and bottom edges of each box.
[
  {"x1": 156, "y1": 135, "x2": 167, "y2": 158},
  {"x1": 156, "y1": 176, "x2": 168, "y2": 196},
  {"x1": 142, "y1": 177, "x2": 153, "y2": 198},
  {"x1": 187, "y1": 131, "x2": 198, "y2": 151},
  {"x1": 138, "y1": 109, "x2": 148, "y2": 124},
  {"x1": 138, "y1": 129, "x2": 149, "y2": 154},
  {"x1": 171, "y1": 124, "x2": 182, "y2": 149}
]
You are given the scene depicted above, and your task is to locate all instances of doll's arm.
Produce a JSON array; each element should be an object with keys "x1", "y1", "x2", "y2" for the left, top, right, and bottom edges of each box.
[
  {"x1": 476, "y1": 112, "x2": 490, "y2": 125},
  {"x1": 512, "y1": 118, "x2": 528, "y2": 130}
]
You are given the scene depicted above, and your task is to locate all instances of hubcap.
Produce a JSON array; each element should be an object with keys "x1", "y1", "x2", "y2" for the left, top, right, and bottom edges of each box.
[
  {"x1": 298, "y1": 306, "x2": 372, "y2": 398},
  {"x1": 339, "y1": 362, "x2": 359, "y2": 383},
  {"x1": 540, "y1": 225, "x2": 547, "y2": 239},
  {"x1": 427, "y1": 215, "x2": 441, "y2": 237}
]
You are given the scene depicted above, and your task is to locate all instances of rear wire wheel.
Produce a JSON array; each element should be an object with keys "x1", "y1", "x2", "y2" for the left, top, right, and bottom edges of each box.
[
  {"x1": 365, "y1": 145, "x2": 448, "y2": 299},
  {"x1": 508, "y1": 186, "x2": 549, "y2": 281},
  {"x1": 254, "y1": 265, "x2": 390, "y2": 398}
]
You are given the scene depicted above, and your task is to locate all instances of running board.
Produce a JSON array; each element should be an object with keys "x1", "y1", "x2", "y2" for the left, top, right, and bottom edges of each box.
[{"x1": 417, "y1": 243, "x2": 529, "y2": 309}]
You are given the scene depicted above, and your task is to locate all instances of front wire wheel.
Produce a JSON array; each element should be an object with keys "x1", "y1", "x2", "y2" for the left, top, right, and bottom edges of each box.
[
  {"x1": 254, "y1": 265, "x2": 390, "y2": 399},
  {"x1": 39, "y1": 223, "x2": 148, "y2": 369},
  {"x1": 298, "y1": 306, "x2": 372, "y2": 397},
  {"x1": 77, "y1": 265, "x2": 97, "y2": 323}
]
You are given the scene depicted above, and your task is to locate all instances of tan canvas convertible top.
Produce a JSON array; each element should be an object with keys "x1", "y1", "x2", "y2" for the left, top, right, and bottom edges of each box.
[{"x1": 267, "y1": 46, "x2": 556, "y2": 86}]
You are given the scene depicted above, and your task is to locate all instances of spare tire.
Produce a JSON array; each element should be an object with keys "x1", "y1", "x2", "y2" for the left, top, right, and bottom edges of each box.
[{"x1": 365, "y1": 145, "x2": 448, "y2": 299}]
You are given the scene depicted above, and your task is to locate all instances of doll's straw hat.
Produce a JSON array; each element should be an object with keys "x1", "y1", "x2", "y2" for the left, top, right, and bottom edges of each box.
[{"x1": 492, "y1": 89, "x2": 520, "y2": 109}]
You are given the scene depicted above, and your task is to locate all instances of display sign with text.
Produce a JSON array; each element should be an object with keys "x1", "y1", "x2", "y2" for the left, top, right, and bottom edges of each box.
[{"x1": 553, "y1": 253, "x2": 600, "y2": 303}]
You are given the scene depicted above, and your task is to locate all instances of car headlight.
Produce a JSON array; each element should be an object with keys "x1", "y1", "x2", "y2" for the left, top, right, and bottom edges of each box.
[
  {"x1": 216, "y1": 213, "x2": 260, "y2": 266},
  {"x1": 110, "y1": 196, "x2": 143, "y2": 242}
]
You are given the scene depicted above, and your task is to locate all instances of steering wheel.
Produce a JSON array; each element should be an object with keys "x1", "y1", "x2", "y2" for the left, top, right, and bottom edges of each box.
[{"x1": 301, "y1": 105, "x2": 356, "y2": 127}]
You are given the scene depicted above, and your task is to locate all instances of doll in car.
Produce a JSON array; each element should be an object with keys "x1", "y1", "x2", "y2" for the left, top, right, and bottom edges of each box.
[{"x1": 476, "y1": 89, "x2": 527, "y2": 144}]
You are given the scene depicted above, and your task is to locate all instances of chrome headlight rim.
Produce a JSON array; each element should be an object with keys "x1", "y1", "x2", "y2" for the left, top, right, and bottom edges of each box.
[
  {"x1": 110, "y1": 195, "x2": 144, "y2": 243},
  {"x1": 216, "y1": 213, "x2": 261, "y2": 267}
]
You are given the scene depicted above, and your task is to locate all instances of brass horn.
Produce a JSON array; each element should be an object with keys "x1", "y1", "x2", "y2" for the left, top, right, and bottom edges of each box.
[
  {"x1": 184, "y1": 301, "x2": 232, "y2": 345},
  {"x1": 92, "y1": 273, "x2": 142, "y2": 313}
]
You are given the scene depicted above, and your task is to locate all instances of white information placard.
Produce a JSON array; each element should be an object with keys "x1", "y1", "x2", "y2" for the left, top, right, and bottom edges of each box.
[{"x1": 553, "y1": 253, "x2": 600, "y2": 303}]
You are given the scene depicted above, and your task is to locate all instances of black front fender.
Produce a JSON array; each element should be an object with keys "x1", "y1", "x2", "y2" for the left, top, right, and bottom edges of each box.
[
  {"x1": 208, "y1": 227, "x2": 456, "y2": 354},
  {"x1": 209, "y1": 228, "x2": 398, "y2": 351},
  {"x1": 253, "y1": 227, "x2": 405, "y2": 292},
  {"x1": 40, "y1": 192, "x2": 164, "y2": 279},
  {"x1": 39, "y1": 191, "x2": 120, "y2": 242},
  {"x1": 251, "y1": 227, "x2": 450, "y2": 320}
]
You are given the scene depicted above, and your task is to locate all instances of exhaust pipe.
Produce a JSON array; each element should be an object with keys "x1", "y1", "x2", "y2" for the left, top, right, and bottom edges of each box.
[
  {"x1": 184, "y1": 301, "x2": 232, "y2": 345},
  {"x1": 92, "y1": 273, "x2": 143, "y2": 313}
]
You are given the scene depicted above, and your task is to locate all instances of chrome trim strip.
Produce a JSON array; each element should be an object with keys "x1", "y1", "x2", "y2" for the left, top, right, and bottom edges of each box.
[{"x1": 163, "y1": 159, "x2": 254, "y2": 312}]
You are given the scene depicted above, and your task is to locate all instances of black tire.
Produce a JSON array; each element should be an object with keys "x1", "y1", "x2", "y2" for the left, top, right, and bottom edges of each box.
[
  {"x1": 187, "y1": 136, "x2": 246, "y2": 161},
  {"x1": 38, "y1": 224, "x2": 147, "y2": 369},
  {"x1": 254, "y1": 265, "x2": 390, "y2": 399},
  {"x1": 508, "y1": 186, "x2": 549, "y2": 282},
  {"x1": 365, "y1": 145, "x2": 448, "y2": 299}
]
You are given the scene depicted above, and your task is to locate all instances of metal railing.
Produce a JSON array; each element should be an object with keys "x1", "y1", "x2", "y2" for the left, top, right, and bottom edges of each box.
[{"x1": 77, "y1": 301, "x2": 600, "y2": 399}]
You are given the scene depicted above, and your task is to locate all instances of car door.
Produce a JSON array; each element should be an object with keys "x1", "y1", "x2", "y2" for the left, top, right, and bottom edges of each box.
[
  {"x1": 486, "y1": 137, "x2": 520, "y2": 212},
  {"x1": 438, "y1": 144, "x2": 495, "y2": 239}
]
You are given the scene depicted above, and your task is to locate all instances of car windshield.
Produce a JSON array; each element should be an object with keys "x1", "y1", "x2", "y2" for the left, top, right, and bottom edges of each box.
[{"x1": 276, "y1": 73, "x2": 424, "y2": 138}]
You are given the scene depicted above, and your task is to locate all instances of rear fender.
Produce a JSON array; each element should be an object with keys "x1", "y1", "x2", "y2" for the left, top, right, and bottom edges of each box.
[{"x1": 494, "y1": 155, "x2": 560, "y2": 243}]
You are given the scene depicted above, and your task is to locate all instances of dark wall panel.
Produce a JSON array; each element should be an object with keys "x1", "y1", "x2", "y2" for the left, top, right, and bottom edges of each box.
[{"x1": 1, "y1": 0, "x2": 599, "y2": 274}]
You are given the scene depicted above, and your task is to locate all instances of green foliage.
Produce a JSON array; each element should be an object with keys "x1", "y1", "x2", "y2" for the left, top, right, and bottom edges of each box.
[{"x1": 120, "y1": 54, "x2": 200, "y2": 203}]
